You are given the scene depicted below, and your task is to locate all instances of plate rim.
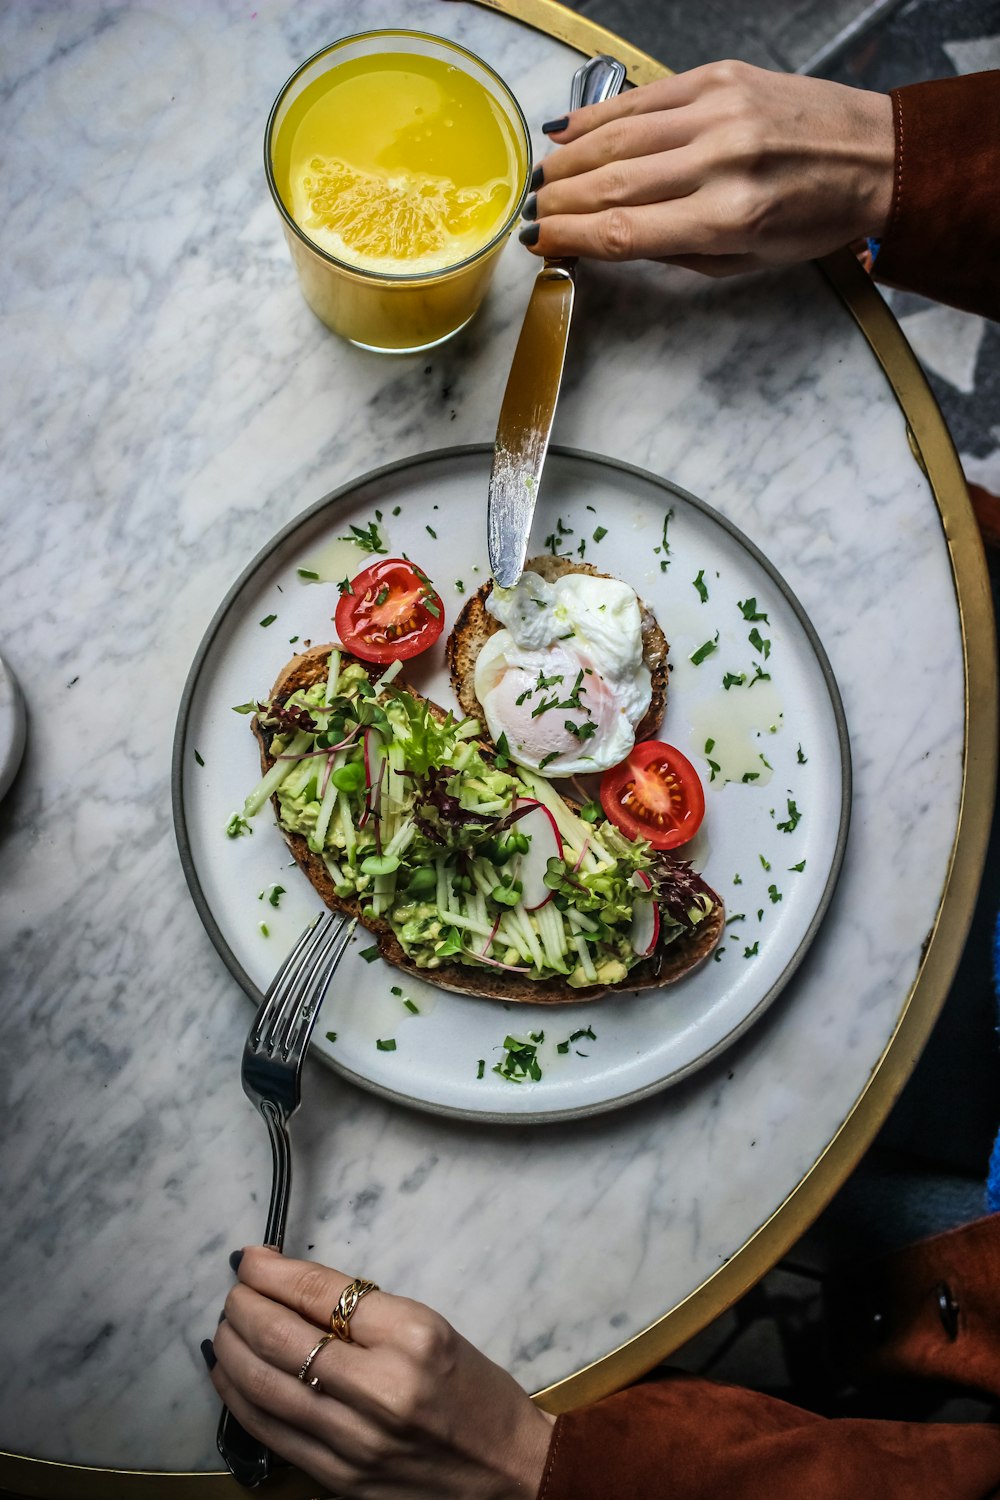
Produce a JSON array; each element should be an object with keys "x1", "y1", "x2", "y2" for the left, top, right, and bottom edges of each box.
[{"x1": 171, "y1": 443, "x2": 852, "y2": 1123}]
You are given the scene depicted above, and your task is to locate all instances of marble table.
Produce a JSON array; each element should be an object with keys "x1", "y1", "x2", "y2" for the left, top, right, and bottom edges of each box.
[{"x1": 0, "y1": 1, "x2": 994, "y2": 1493}]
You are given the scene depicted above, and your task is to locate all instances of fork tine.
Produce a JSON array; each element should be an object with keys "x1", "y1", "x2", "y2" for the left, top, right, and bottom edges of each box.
[
  {"x1": 275, "y1": 916, "x2": 356, "y2": 1062},
  {"x1": 251, "y1": 912, "x2": 337, "y2": 1049}
]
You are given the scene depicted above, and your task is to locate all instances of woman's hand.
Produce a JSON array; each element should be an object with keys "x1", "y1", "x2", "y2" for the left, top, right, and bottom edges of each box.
[
  {"x1": 205, "y1": 1247, "x2": 555, "y2": 1498},
  {"x1": 523, "y1": 60, "x2": 895, "y2": 276}
]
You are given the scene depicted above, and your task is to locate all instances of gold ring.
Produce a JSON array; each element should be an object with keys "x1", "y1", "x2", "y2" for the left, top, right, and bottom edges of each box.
[
  {"x1": 330, "y1": 1277, "x2": 379, "y2": 1342},
  {"x1": 297, "y1": 1332, "x2": 333, "y2": 1391}
]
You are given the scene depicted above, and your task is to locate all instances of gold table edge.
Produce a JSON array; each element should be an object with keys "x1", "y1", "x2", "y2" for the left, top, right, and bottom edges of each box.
[{"x1": 3, "y1": 0, "x2": 995, "y2": 1489}]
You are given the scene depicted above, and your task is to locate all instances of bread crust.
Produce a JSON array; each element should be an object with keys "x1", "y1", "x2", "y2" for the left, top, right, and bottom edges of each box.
[
  {"x1": 252, "y1": 644, "x2": 722, "y2": 1005},
  {"x1": 446, "y1": 554, "x2": 669, "y2": 744}
]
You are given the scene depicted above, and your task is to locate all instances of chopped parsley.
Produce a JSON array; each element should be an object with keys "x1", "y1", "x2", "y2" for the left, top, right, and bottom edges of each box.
[
  {"x1": 690, "y1": 633, "x2": 719, "y2": 666},
  {"x1": 797, "y1": 744, "x2": 808, "y2": 764},
  {"x1": 776, "y1": 799, "x2": 802, "y2": 833},
  {"x1": 693, "y1": 569, "x2": 709, "y2": 603},
  {"x1": 455, "y1": 579, "x2": 465, "y2": 594},
  {"x1": 392, "y1": 505, "x2": 401, "y2": 517},
  {"x1": 259, "y1": 614, "x2": 277, "y2": 628},
  {"x1": 194, "y1": 749, "x2": 205, "y2": 766},
  {"x1": 297, "y1": 568, "x2": 319, "y2": 580},
  {"x1": 476, "y1": 1059, "x2": 485, "y2": 1079},
  {"x1": 722, "y1": 671, "x2": 746, "y2": 691},
  {"x1": 340, "y1": 521, "x2": 387, "y2": 554},
  {"x1": 376, "y1": 1038, "x2": 397, "y2": 1052},
  {"x1": 267, "y1": 885, "x2": 286, "y2": 908},
  {"x1": 493, "y1": 1035, "x2": 543, "y2": 1083},
  {"x1": 539, "y1": 751, "x2": 559, "y2": 771},
  {"x1": 556, "y1": 1025, "x2": 597, "y2": 1054},
  {"x1": 325, "y1": 1031, "x2": 337, "y2": 1043},
  {"x1": 741, "y1": 771, "x2": 759, "y2": 783},
  {"x1": 748, "y1": 664, "x2": 771, "y2": 688},
  {"x1": 337, "y1": 577, "x2": 354, "y2": 597},
  {"x1": 759, "y1": 853, "x2": 771, "y2": 870},
  {"x1": 656, "y1": 507, "x2": 674, "y2": 572},
  {"x1": 259, "y1": 922, "x2": 270, "y2": 937},
  {"x1": 714, "y1": 948, "x2": 725, "y2": 961},
  {"x1": 359, "y1": 945, "x2": 380, "y2": 963},
  {"x1": 494, "y1": 732, "x2": 512, "y2": 770},
  {"x1": 404, "y1": 998, "x2": 420, "y2": 1014},
  {"x1": 768, "y1": 884, "x2": 782, "y2": 903},
  {"x1": 748, "y1": 627, "x2": 771, "y2": 659},
  {"x1": 593, "y1": 525, "x2": 607, "y2": 543},
  {"x1": 426, "y1": 525, "x2": 437, "y2": 539},
  {"x1": 739, "y1": 598, "x2": 769, "y2": 623},
  {"x1": 788, "y1": 860, "x2": 807, "y2": 872},
  {"x1": 744, "y1": 941, "x2": 760, "y2": 958}
]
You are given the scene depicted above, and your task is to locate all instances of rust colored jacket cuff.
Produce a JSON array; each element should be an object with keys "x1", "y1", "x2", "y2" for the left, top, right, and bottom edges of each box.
[
  {"x1": 538, "y1": 1375, "x2": 1000, "y2": 1500},
  {"x1": 875, "y1": 72, "x2": 1000, "y2": 321}
]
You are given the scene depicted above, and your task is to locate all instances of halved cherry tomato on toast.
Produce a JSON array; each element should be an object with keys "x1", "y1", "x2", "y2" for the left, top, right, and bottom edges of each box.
[
  {"x1": 600, "y1": 740, "x2": 705, "y2": 850},
  {"x1": 335, "y1": 558, "x2": 444, "y2": 663}
]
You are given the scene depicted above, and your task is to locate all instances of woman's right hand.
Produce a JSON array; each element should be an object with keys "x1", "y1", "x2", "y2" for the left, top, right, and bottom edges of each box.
[{"x1": 523, "y1": 60, "x2": 895, "y2": 277}]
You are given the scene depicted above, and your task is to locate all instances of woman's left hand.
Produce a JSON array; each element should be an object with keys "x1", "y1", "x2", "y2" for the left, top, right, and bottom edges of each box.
[{"x1": 206, "y1": 1247, "x2": 555, "y2": 1498}]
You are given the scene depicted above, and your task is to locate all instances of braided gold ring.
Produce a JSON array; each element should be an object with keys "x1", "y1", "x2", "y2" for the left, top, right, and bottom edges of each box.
[
  {"x1": 297, "y1": 1332, "x2": 334, "y2": 1392},
  {"x1": 330, "y1": 1277, "x2": 379, "y2": 1342}
]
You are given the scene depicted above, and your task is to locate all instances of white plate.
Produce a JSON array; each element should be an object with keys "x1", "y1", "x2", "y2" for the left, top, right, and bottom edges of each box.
[{"x1": 173, "y1": 446, "x2": 849, "y2": 1122}]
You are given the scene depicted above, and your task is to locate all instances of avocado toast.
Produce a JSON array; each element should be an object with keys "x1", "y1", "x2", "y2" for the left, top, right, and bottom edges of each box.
[{"x1": 243, "y1": 643, "x2": 724, "y2": 1005}]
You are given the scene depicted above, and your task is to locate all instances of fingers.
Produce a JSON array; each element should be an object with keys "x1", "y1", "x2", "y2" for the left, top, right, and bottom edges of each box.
[
  {"x1": 224, "y1": 1279, "x2": 365, "y2": 1400},
  {"x1": 543, "y1": 69, "x2": 703, "y2": 146},
  {"x1": 524, "y1": 198, "x2": 716, "y2": 263},
  {"x1": 532, "y1": 146, "x2": 701, "y2": 219},
  {"x1": 237, "y1": 1247, "x2": 387, "y2": 1348},
  {"x1": 536, "y1": 110, "x2": 696, "y2": 189}
]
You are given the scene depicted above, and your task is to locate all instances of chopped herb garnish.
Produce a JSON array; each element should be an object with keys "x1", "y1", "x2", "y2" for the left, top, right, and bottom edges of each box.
[
  {"x1": 705, "y1": 737, "x2": 716, "y2": 754},
  {"x1": 690, "y1": 633, "x2": 719, "y2": 666},
  {"x1": 340, "y1": 522, "x2": 387, "y2": 554},
  {"x1": 788, "y1": 860, "x2": 807, "y2": 872},
  {"x1": 539, "y1": 751, "x2": 559, "y2": 771},
  {"x1": 726, "y1": 913, "x2": 746, "y2": 925},
  {"x1": 226, "y1": 812, "x2": 252, "y2": 838},
  {"x1": 494, "y1": 732, "x2": 511, "y2": 770},
  {"x1": 759, "y1": 753, "x2": 772, "y2": 770},
  {"x1": 757, "y1": 908, "x2": 764, "y2": 921},
  {"x1": 741, "y1": 771, "x2": 759, "y2": 783},
  {"x1": 748, "y1": 627, "x2": 771, "y2": 659},
  {"x1": 658, "y1": 508, "x2": 674, "y2": 572},
  {"x1": 423, "y1": 597, "x2": 441, "y2": 619},
  {"x1": 797, "y1": 744, "x2": 807, "y2": 764},
  {"x1": 739, "y1": 598, "x2": 769, "y2": 623},
  {"x1": 404, "y1": 998, "x2": 420, "y2": 1014},
  {"x1": 722, "y1": 671, "x2": 746, "y2": 691},
  {"x1": 733, "y1": 873, "x2": 743, "y2": 885},
  {"x1": 768, "y1": 885, "x2": 782, "y2": 903},
  {"x1": 376, "y1": 1038, "x2": 397, "y2": 1051},
  {"x1": 744, "y1": 941, "x2": 760, "y2": 958},
  {"x1": 426, "y1": 525, "x2": 437, "y2": 539},
  {"x1": 390, "y1": 985, "x2": 403, "y2": 996},
  {"x1": 259, "y1": 922, "x2": 269, "y2": 937},
  {"x1": 325, "y1": 1031, "x2": 337, "y2": 1043},
  {"x1": 493, "y1": 1035, "x2": 542, "y2": 1083},
  {"x1": 706, "y1": 758, "x2": 721, "y2": 782},
  {"x1": 776, "y1": 799, "x2": 802, "y2": 833},
  {"x1": 337, "y1": 577, "x2": 354, "y2": 596},
  {"x1": 593, "y1": 525, "x2": 607, "y2": 543},
  {"x1": 289, "y1": 635, "x2": 299, "y2": 643},
  {"x1": 267, "y1": 885, "x2": 286, "y2": 908},
  {"x1": 259, "y1": 614, "x2": 277, "y2": 628},
  {"x1": 759, "y1": 853, "x2": 771, "y2": 870},
  {"x1": 565, "y1": 719, "x2": 597, "y2": 741},
  {"x1": 714, "y1": 948, "x2": 725, "y2": 961},
  {"x1": 455, "y1": 579, "x2": 465, "y2": 594},
  {"x1": 748, "y1": 664, "x2": 771, "y2": 688},
  {"x1": 392, "y1": 505, "x2": 401, "y2": 516},
  {"x1": 297, "y1": 568, "x2": 320, "y2": 580},
  {"x1": 359, "y1": 945, "x2": 380, "y2": 963},
  {"x1": 693, "y1": 569, "x2": 709, "y2": 603},
  {"x1": 476, "y1": 1059, "x2": 485, "y2": 1079},
  {"x1": 194, "y1": 749, "x2": 205, "y2": 766}
]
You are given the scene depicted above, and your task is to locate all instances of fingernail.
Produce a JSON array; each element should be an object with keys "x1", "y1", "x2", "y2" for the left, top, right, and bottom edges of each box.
[
  {"x1": 229, "y1": 1249, "x2": 244, "y2": 1272},
  {"x1": 518, "y1": 223, "x2": 540, "y2": 247},
  {"x1": 542, "y1": 116, "x2": 568, "y2": 135},
  {"x1": 529, "y1": 163, "x2": 544, "y2": 191},
  {"x1": 200, "y1": 1339, "x2": 217, "y2": 1371},
  {"x1": 521, "y1": 192, "x2": 537, "y2": 222},
  {"x1": 217, "y1": 1309, "x2": 227, "y2": 1325}
]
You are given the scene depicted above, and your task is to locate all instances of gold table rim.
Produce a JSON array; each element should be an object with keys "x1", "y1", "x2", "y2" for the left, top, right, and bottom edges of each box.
[{"x1": 3, "y1": 0, "x2": 995, "y2": 1491}]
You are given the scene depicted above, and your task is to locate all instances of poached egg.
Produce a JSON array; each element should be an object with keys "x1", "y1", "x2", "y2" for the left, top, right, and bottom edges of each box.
[{"x1": 474, "y1": 570, "x2": 652, "y2": 778}]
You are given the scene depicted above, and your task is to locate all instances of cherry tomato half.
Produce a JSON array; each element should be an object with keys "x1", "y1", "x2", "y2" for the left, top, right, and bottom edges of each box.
[
  {"x1": 600, "y1": 740, "x2": 705, "y2": 850},
  {"x1": 335, "y1": 558, "x2": 444, "y2": 664}
]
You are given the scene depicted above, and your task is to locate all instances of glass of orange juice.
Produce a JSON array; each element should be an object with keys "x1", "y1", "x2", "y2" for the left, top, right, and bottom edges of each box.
[{"x1": 265, "y1": 30, "x2": 531, "y2": 353}]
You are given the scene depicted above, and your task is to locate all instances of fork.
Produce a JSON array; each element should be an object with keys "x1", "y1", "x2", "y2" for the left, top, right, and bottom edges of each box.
[{"x1": 217, "y1": 910, "x2": 355, "y2": 1488}]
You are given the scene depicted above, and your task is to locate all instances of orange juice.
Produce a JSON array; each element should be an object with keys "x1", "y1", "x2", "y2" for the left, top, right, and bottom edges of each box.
[{"x1": 266, "y1": 33, "x2": 530, "y2": 352}]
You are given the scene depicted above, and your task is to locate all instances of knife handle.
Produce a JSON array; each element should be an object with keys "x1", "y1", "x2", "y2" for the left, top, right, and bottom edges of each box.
[{"x1": 544, "y1": 56, "x2": 627, "y2": 276}]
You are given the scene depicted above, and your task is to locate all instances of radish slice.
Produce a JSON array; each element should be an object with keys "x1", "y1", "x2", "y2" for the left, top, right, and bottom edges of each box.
[
  {"x1": 630, "y1": 870, "x2": 660, "y2": 958},
  {"x1": 517, "y1": 799, "x2": 564, "y2": 911}
]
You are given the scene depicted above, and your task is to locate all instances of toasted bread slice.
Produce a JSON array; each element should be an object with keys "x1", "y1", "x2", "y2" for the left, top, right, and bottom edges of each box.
[
  {"x1": 447, "y1": 555, "x2": 669, "y2": 744},
  {"x1": 252, "y1": 644, "x2": 722, "y2": 1005}
]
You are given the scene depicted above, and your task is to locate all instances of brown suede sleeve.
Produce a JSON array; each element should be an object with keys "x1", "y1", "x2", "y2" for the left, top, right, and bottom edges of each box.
[
  {"x1": 538, "y1": 1375, "x2": 1000, "y2": 1500},
  {"x1": 874, "y1": 72, "x2": 1000, "y2": 320}
]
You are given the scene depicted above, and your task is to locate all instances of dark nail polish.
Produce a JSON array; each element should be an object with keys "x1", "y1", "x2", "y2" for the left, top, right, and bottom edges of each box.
[
  {"x1": 521, "y1": 192, "x2": 537, "y2": 222},
  {"x1": 217, "y1": 1309, "x2": 227, "y2": 1325},
  {"x1": 518, "y1": 223, "x2": 540, "y2": 247},
  {"x1": 229, "y1": 1249, "x2": 244, "y2": 1272},
  {"x1": 200, "y1": 1339, "x2": 217, "y2": 1371},
  {"x1": 542, "y1": 116, "x2": 568, "y2": 135},
  {"x1": 529, "y1": 163, "x2": 544, "y2": 192}
]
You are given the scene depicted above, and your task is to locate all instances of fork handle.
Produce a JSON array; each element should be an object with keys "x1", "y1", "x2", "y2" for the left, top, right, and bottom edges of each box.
[
  {"x1": 261, "y1": 1098, "x2": 292, "y2": 1251},
  {"x1": 217, "y1": 1101, "x2": 292, "y2": 1485}
]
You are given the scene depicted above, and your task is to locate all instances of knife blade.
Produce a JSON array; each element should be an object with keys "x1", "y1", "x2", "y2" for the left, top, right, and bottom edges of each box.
[{"x1": 487, "y1": 53, "x2": 627, "y2": 589}]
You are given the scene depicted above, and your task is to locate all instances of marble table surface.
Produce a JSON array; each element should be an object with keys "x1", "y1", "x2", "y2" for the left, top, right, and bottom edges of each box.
[{"x1": 0, "y1": 0, "x2": 984, "y2": 1478}]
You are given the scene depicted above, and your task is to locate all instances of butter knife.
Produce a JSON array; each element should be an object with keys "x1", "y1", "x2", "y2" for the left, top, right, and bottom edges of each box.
[{"x1": 487, "y1": 53, "x2": 627, "y2": 589}]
